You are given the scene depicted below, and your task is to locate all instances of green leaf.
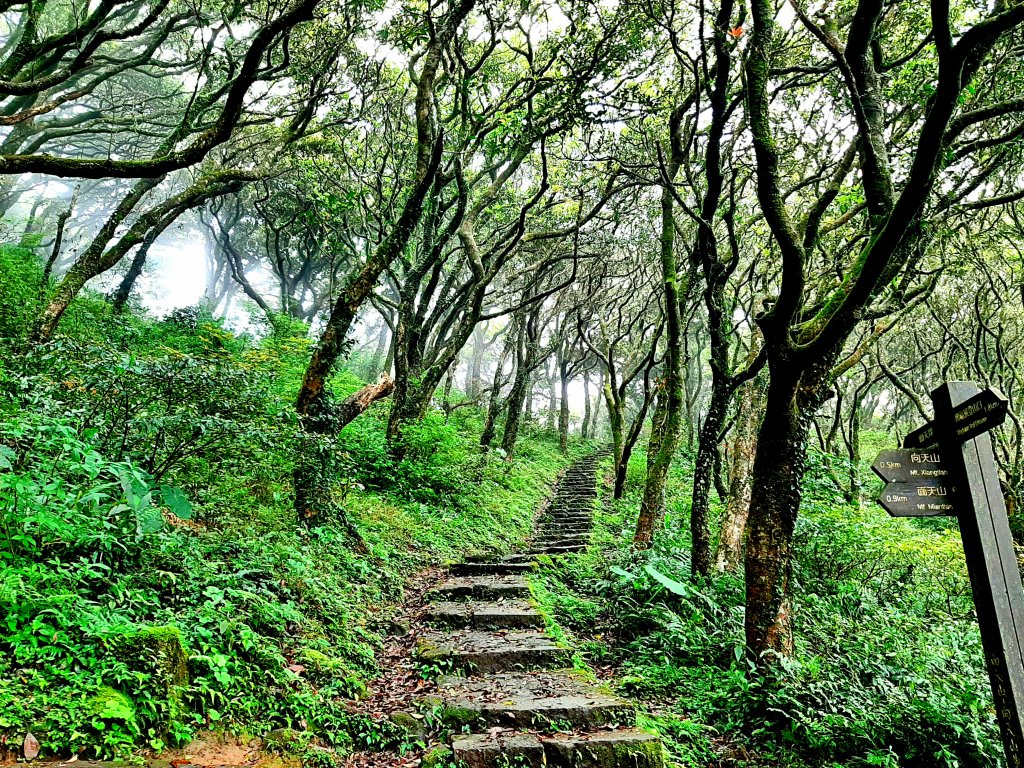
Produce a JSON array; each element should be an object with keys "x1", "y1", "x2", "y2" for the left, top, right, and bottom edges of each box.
[
  {"x1": 643, "y1": 564, "x2": 688, "y2": 596},
  {"x1": 610, "y1": 565, "x2": 635, "y2": 579},
  {"x1": 158, "y1": 484, "x2": 193, "y2": 519}
]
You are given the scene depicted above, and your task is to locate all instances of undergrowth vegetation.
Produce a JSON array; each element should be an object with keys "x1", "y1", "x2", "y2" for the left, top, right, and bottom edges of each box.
[
  {"x1": 0, "y1": 249, "x2": 577, "y2": 760},
  {"x1": 531, "y1": 448, "x2": 999, "y2": 768}
]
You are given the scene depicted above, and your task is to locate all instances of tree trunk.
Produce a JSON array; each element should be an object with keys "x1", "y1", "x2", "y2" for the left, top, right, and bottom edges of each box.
[
  {"x1": 546, "y1": 365, "x2": 558, "y2": 431},
  {"x1": 591, "y1": 369, "x2": 604, "y2": 439},
  {"x1": 501, "y1": 368, "x2": 532, "y2": 457},
  {"x1": 716, "y1": 378, "x2": 761, "y2": 573},
  {"x1": 558, "y1": 359, "x2": 570, "y2": 453},
  {"x1": 635, "y1": 149, "x2": 686, "y2": 549},
  {"x1": 606, "y1": 387, "x2": 625, "y2": 497},
  {"x1": 369, "y1": 321, "x2": 390, "y2": 377},
  {"x1": 111, "y1": 229, "x2": 160, "y2": 313},
  {"x1": 335, "y1": 374, "x2": 396, "y2": 429},
  {"x1": 581, "y1": 371, "x2": 592, "y2": 439},
  {"x1": 744, "y1": 370, "x2": 806, "y2": 666},
  {"x1": 481, "y1": 326, "x2": 516, "y2": 450},
  {"x1": 690, "y1": 379, "x2": 731, "y2": 576},
  {"x1": 635, "y1": 392, "x2": 669, "y2": 544},
  {"x1": 40, "y1": 188, "x2": 78, "y2": 296},
  {"x1": 467, "y1": 322, "x2": 486, "y2": 397}
]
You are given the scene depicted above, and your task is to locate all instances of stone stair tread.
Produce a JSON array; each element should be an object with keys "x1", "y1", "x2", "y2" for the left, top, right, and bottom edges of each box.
[
  {"x1": 451, "y1": 561, "x2": 536, "y2": 576},
  {"x1": 416, "y1": 630, "x2": 571, "y2": 672},
  {"x1": 452, "y1": 732, "x2": 545, "y2": 768},
  {"x1": 437, "y1": 671, "x2": 635, "y2": 729},
  {"x1": 530, "y1": 546, "x2": 585, "y2": 555},
  {"x1": 428, "y1": 574, "x2": 530, "y2": 600},
  {"x1": 534, "y1": 534, "x2": 589, "y2": 542},
  {"x1": 425, "y1": 600, "x2": 543, "y2": 628},
  {"x1": 543, "y1": 728, "x2": 663, "y2": 767},
  {"x1": 452, "y1": 728, "x2": 663, "y2": 768}
]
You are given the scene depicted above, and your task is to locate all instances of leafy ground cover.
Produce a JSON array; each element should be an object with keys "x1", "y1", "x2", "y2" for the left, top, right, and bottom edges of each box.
[{"x1": 0, "y1": 256, "x2": 580, "y2": 762}]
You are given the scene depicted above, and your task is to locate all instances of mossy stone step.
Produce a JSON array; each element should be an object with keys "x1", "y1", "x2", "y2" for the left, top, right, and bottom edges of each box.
[
  {"x1": 436, "y1": 671, "x2": 635, "y2": 730},
  {"x1": 452, "y1": 728, "x2": 663, "y2": 768},
  {"x1": 452, "y1": 732, "x2": 545, "y2": 768},
  {"x1": 534, "y1": 533, "x2": 590, "y2": 543},
  {"x1": 529, "y1": 545, "x2": 585, "y2": 556},
  {"x1": 539, "y1": 518, "x2": 592, "y2": 527},
  {"x1": 415, "y1": 630, "x2": 571, "y2": 673},
  {"x1": 543, "y1": 728, "x2": 664, "y2": 767},
  {"x1": 451, "y1": 561, "x2": 536, "y2": 576},
  {"x1": 424, "y1": 600, "x2": 543, "y2": 629},
  {"x1": 427, "y1": 574, "x2": 531, "y2": 601}
]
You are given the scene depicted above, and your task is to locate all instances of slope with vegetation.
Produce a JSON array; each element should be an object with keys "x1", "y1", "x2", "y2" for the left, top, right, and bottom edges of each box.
[{"x1": 0, "y1": 247, "x2": 577, "y2": 761}]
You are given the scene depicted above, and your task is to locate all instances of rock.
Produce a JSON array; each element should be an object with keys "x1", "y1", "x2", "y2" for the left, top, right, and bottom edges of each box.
[
  {"x1": 452, "y1": 732, "x2": 545, "y2": 768},
  {"x1": 437, "y1": 671, "x2": 635, "y2": 730},
  {"x1": 427, "y1": 575, "x2": 531, "y2": 601},
  {"x1": 415, "y1": 630, "x2": 571, "y2": 673},
  {"x1": 421, "y1": 745, "x2": 454, "y2": 768},
  {"x1": 106, "y1": 625, "x2": 188, "y2": 690},
  {"x1": 262, "y1": 727, "x2": 304, "y2": 751},
  {"x1": 89, "y1": 687, "x2": 137, "y2": 723},
  {"x1": 542, "y1": 728, "x2": 664, "y2": 767},
  {"x1": 424, "y1": 600, "x2": 544, "y2": 630},
  {"x1": 389, "y1": 711, "x2": 426, "y2": 740},
  {"x1": 388, "y1": 619, "x2": 412, "y2": 637}
]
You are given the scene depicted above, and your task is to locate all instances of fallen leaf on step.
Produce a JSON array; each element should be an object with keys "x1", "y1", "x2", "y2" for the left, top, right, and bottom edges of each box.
[{"x1": 23, "y1": 732, "x2": 40, "y2": 760}]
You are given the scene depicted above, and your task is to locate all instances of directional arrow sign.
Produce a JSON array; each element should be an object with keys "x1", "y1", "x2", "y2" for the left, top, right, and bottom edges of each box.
[
  {"x1": 904, "y1": 387, "x2": 1009, "y2": 449},
  {"x1": 904, "y1": 421, "x2": 939, "y2": 451},
  {"x1": 878, "y1": 480, "x2": 957, "y2": 517},
  {"x1": 951, "y1": 386, "x2": 1009, "y2": 444},
  {"x1": 872, "y1": 449, "x2": 948, "y2": 483}
]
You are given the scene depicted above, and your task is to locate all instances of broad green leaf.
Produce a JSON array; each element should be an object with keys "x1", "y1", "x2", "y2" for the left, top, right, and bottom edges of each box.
[{"x1": 159, "y1": 484, "x2": 193, "y2": 520}]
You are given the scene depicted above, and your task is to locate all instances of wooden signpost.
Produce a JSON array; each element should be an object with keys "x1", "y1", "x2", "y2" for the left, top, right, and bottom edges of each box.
[{"x1": 873, "y1": 383, "x2": 1022, "y2": 767}]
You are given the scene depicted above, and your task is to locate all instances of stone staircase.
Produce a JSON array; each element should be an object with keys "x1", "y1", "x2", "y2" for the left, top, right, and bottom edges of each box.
[{"x1": 415, "y1": 452, "x2": 663, "y2": 767}]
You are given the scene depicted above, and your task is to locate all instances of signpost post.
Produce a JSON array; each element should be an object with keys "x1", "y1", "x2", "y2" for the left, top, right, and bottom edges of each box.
[{"x1": 873, "y1": 383, "x2": 1022, "y2": 767}]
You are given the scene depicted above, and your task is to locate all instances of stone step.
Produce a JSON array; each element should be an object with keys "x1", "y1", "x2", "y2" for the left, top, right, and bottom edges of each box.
[
  {"x1": 451, "y1": 561, "x2": 536, "y2": 576},
  {"x1": 452, "y1": 728, "x2": 663, "y2": 768},
  {"x1": 416, "y1": 630, "x2": 571, "y2": 673},
  {"x1": 436, "y1": 671, "x2": 635, "y2": 730},
  {"x1": 541, "y1": 521, "x2": 592, "y2": 528},
  {"x1": 536, "y1": 527, "x2": 591, "y2": 536},
  {"x1": 538, "y1": 519, "x2": 592, "y2": 527},
  {"x1": 427, "y1": 574, "x2": 531, "y2": 601},
  {"x1": 543, "y1": 729, "x2": 664, "y2": 767},
  {"x1": 529, "y1": 545, "x2": 585, "y2": 556},
  {"x1": 532, "y1": 540, "x2": 589, "y2": 551},
  {"x1": 424, "y1": 600, "x2": 543, "y2": 629}
]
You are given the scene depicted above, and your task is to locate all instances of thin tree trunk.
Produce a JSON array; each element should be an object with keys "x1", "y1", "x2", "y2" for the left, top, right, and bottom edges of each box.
[
  {"x1": 635, "y1": 141, "x2": 685, "y2": 548},
  {"x1": 581, "y1": 370, "x2": 592, "y2": 439},
  {"x1": 40, "y1": 187, "x2": 78, "y2": 295},
  {"x1": 546, "y1": 365, "x2": 558, "y2": 431},
  {"x1": 558, "y1": 359, "x2": 570, "y2": 453},
  {"x1": 369, "y1": 321, "x2": 390, "y2": 377},
  {"x1": 111, "y1": 229, "x2": 160, "y2": 313},
  {"x1": 467, "y1": 322, "x2": 486, "y2": 397},
  {"x1": 716, "y1": 378, "x2": 761, "y2": 573},
  {"x1": 690, "y1": 380, "x2": 731, "y2": 576},
  {"x1": 502, "y1": 369, "x2": 532, "y2": 456}
]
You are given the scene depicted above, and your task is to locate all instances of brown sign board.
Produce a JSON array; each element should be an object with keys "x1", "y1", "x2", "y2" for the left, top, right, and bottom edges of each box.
[
  {"x1": 871, "y1": 449, "x2": 948, "y2": 483},
  {"x1": 904, "y1": 387, "x2": 1008, "y2": 449},
  {"x1": 877, "y1": 480, "x2": 956, "y2": 516}
]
